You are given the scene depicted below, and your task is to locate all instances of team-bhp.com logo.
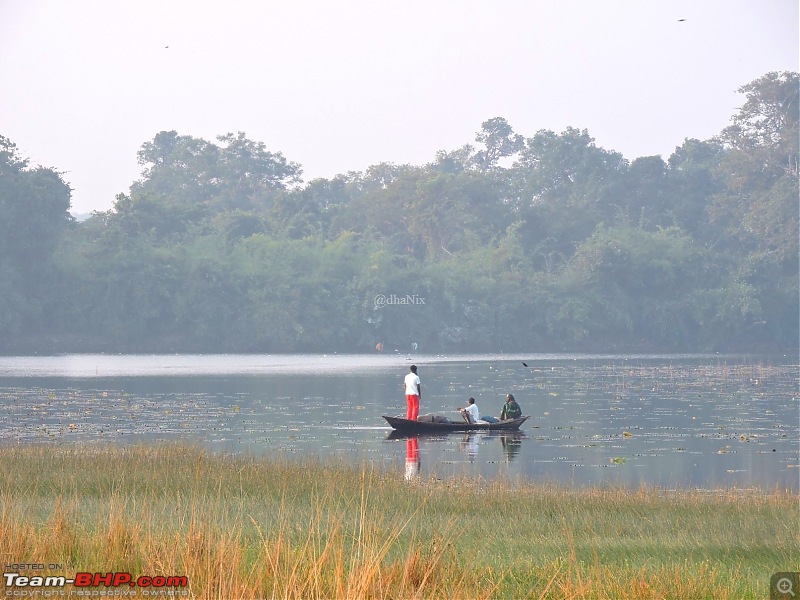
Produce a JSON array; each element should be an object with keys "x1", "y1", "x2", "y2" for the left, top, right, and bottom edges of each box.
[
  {"x1": 373, "y1": 294, "x2": 426, "y2": 310},
  {"x1": 3, "y1": 571, "x2": 189, "y2": 596}
]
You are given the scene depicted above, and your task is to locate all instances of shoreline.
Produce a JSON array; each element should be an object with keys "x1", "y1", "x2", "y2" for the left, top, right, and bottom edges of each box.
[{"x1": 2, "y1": 333, "x2": 796, "y2": 357}]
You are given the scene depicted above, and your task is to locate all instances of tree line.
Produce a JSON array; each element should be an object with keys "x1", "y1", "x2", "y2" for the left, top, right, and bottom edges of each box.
[{"x1": 1, "y1": 71, "x2": 797, "y2": 354}]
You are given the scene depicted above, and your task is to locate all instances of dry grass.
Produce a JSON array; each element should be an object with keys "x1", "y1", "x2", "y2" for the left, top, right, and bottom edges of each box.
[{"x1": 0, "y1": 444, "x2": 796, "y2": 599}]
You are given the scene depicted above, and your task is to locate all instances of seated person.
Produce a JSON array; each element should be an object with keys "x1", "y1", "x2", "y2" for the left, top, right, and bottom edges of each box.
[
  {"x1": 459, "y1": 397, "x2": 481, "y2": 424},
  {"x1": 500, "y1": 393, "x2": 522, "y2": 420}
]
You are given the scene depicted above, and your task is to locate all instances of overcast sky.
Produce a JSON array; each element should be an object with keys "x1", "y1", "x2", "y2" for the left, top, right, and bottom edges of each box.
[{"x1": 1, "y1": 1, "x2": 797, "y2": 214}]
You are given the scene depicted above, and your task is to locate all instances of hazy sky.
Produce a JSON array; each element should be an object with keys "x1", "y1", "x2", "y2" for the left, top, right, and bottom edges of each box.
[{"x1": 1, "y1": 1, "x2": 797, "y2": 214}]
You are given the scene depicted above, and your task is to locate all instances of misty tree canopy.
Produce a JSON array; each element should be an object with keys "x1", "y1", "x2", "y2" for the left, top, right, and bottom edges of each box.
[{"x1": 1, "y1": 71, "x2": 797, "y2": 353}]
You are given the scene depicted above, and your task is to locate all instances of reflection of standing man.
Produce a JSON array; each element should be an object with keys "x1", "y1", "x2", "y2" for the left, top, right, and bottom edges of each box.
[
  {"x1": 405, "y1": 437, "x2": 420, "y2": 481},
  {"x1": 404, "y1": 365, "x2": 421, "y2": 420}
]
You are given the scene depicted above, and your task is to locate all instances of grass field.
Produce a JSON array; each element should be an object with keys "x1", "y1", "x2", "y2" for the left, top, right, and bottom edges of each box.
[{"x1": 0, "y1": 444, "x2": 796, "y2": 599}]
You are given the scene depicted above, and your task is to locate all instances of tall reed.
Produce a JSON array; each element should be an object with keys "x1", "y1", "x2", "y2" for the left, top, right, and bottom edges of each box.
[{"x1": 0, "y1": 444, "x2": 795, "y2": 599}]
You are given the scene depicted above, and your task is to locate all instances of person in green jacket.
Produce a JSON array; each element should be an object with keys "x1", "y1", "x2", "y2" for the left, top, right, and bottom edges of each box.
[{"x1": 500, "y1": 393, "x2": 522, "y2": 420}]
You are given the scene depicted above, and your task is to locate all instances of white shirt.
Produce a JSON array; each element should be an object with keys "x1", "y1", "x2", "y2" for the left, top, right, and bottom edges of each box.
[
  {"x1": 404, "y1": 372, "x2": 420, "y2": 396},
  {"x1": 465, "y1": 403, "x2": 480, "y2": 422}
]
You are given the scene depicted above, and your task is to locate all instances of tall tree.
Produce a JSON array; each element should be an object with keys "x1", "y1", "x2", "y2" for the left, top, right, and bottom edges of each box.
[
  {"x1": 472, "y1": 117, "x2": 524, "y2": 171},
  {"x1": 620, "y1": 155, "x2": 672, "y2": 229},
  {"x1": 711, "y1": 71, "x2": 799, "y2": 261},
  {"x1": 708, "y1": 72, "x2": 799, "y2": 348},
  {"x1": 0, "y1": 136, "x2": 73, "y2": 339},
  {"x1": 666, "y1": 138, "x2": 726, "y2": 239},
  {"x1": 511, "y1": 127, "x2": 628, "y2": 270},
  {"x1": 213, "y1": 132, "x2": 303, "y2": 211},
  {"x1": 132, "y1": 130, "x2": 302, "y2": 218}
]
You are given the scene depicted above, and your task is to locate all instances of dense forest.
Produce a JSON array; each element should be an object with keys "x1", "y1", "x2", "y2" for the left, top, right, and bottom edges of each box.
[{"x1": 1, "y1": 72, "x2": 797, "y2": 354}]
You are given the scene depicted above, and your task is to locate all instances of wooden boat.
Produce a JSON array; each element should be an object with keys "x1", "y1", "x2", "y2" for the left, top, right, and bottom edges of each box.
[
  {"x1": 383, "y1": 415, "x2": 529, "y2": 433},
  {"x1": 386, "y1": 428, "x2": 528, "y2": 440}
]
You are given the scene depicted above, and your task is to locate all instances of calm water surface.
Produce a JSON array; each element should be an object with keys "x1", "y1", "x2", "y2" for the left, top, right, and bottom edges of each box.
[{"x1": 0, "y1": 353, "x2": 796, "y2": 490}]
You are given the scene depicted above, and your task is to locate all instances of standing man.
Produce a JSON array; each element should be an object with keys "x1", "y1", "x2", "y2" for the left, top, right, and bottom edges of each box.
[{"x1": 404, "y1": 365, "x2": 421, "y2": 420}]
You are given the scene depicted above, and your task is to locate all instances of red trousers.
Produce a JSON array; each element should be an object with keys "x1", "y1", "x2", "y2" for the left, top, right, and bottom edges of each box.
[{"x1": 406, "y1": 394, "x2": 420, "y2": 420}]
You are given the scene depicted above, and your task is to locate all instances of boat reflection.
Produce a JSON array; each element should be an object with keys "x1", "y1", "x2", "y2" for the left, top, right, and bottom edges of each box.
[{"x1": 388, "y1": 430, "x2": 528, "y2": 479}]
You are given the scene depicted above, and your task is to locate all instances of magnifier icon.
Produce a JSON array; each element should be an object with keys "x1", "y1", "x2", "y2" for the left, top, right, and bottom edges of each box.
[{"x1": 777, "y1": 577, "x2": 796, "y2": 597}]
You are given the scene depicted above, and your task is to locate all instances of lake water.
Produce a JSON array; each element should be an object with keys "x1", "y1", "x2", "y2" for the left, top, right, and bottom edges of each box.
[{"x1": 0, "y1": 353, "x2": 796, "y2": 491}]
